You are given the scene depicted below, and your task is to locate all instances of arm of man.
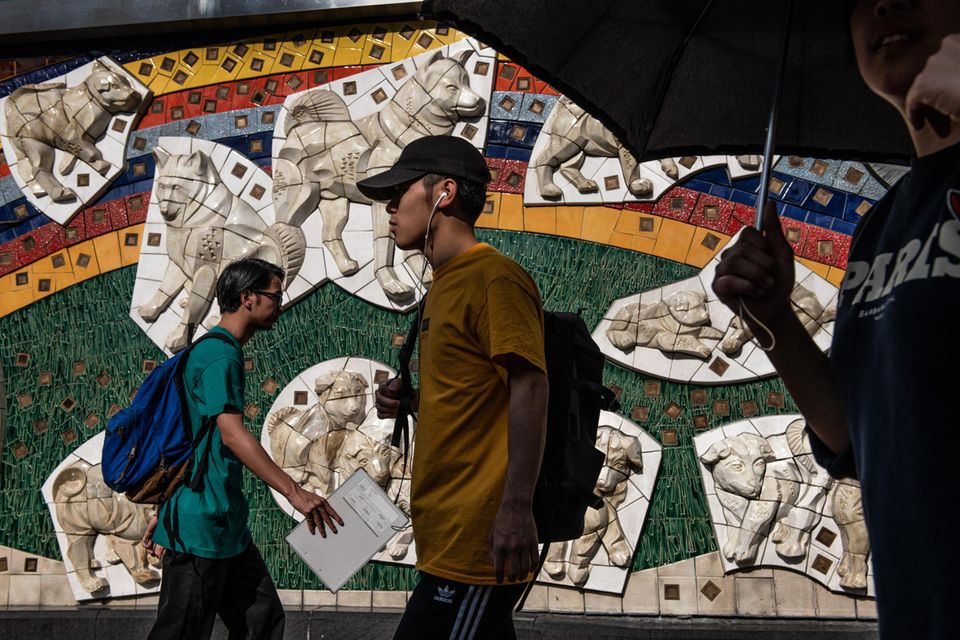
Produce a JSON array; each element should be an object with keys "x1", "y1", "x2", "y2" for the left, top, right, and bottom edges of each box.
[
  {"x1": 489, "y1": 353, "x2": 548, "y2": 584},
  {"x1": 713, "y1": 201, "x2": 850, "y2": 457},
  {"x1": 218, "y1": 411, "x2": 344, "y2": 536}
]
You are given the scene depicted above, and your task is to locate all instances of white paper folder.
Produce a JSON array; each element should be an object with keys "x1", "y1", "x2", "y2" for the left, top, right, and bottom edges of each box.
[{"x1": 285, "y1": 468, "x2": 409, "y2": 593}]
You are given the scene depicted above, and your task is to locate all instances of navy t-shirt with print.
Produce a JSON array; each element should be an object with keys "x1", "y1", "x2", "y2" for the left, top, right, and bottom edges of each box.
[{"x1": 813, "y1": 142, "x2": 960, "y2": 639}]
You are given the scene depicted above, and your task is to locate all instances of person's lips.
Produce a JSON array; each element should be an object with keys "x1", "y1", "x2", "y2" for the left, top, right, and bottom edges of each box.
[{"x1": 870, "y1": 28, "x2": 921, "y2": 53}]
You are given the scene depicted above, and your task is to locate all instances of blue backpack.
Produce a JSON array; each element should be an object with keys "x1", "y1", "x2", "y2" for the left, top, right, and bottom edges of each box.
[{"x1": 102, "y1": 332, "x2": 234, "y2": 503}]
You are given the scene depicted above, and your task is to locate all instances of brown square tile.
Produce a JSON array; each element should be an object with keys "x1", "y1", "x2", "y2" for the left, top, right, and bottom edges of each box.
[
  {"x1": 33, "y1": 419, "x2": 48, "y2": 434},
  {"x1": 133, "y1": 136, "x2": 148, "y2": 151},
  {"x1": 693, "y1": 414, "x2": 709, "y2": 430},
  {"x1": 232, "y1": 43, "x2": 249, "y2": 57},
  {"x1": 664, "y1": 402, "x2": 683, "y2": 420},
  {"x1": 23, "y1": 557, "x2": 38, "y2": 572},
  {"x1": 489, "y1": 167, "x2": 501, "y2": 182},
  {"x1": 461, "y1": 123, "x2": 478, "y2": 140},
  {"x1": 410, "y1": 358, "x2": 419, "y2": 374},
  {"x1": 170, "y1": 106, "x2": 184, "y2": 120},
  {"x1": 843, "y1": 166, "x2": 864, "y2": 184},
  {"x1": 279, "y1": 53, "x2": 294, "y2": 67},
  {"x1": 372, "y1": 88, "x2": 388, "y2": 104},
  {"x1": 15, "y1": 272, "x2": 28, "y2": 286},
  {"x1": 244, "y1": 358, "x2": 255, "y2": 372},
  {"x1": 702, "y1": 233, "x2": 720, "y2": 250},
  {"x1": 373, "y1": 370, "x2": 391, "y2": 385},
  {"x1": 643, "y1": 380, "x2": 661, "y2": 397},
  {"x1": 499, "y1": 96, "x2": 516, "y2": 111},
  {"x1": 76, "y1": 173, "x2": 90, "y2": 188},
  {"x1": 482, "y1": 200, "x2": 495, "y2": 214},
  {"x1": 17, "y1": 392, "x2": 33, "y2": 408},
  {"x1": 264, "y1": 79, "x2": 279, "y2": 94},
  {"x1": 811, "y1": 554, "x2": 833, "y2": 575},
  {"x1": 309, "y1": 50, "x2": 325, "y2": 65},
  {"x1": 202, "y1": 99, "x2": 217, "y2": 113},
  {"x1": 96, "y1": 372, "x2": 112, "y2": 388},
  {"x1": 21, "y1": 236, "x2": 36, "y2": 252},
  {"x1": 129, "y1": 195, "x2": 144, "y2": 211},
  {"x1": 690, "y1": 389, "x2": 708, "y2": 406},
  {"x1": 0, "y1": 252, "x2": 12, "y2": 266},
  {"x1": 499, "y1": 64, "x2": 516, "y2": 79},
  {"x1": 517, "y1": 77, "x2": 531, "y2": 90},
  {"x1": 768, "y1": 177, "x2": 785, "y2": 195},
  {"x1": 661, "y1": 429, "x2": 678, "y2": 446},
  {"x1": 142, "y1": 359, "x2": 157, "y2": 373},
  {"x1": 250, "y1": 58, "x2": 264, "y2": 72},
  {"x1": 855, "y1": 200, "x2": 872, "y2": 216},
  {"x1": 60, "y1": 396, "x2": 77, "y2": 412},
  {"x1": 206, "y1": 47, "x2": 219, "y2": 61},
  {"x1": 133, "y1": 162, "x2": 147, "y2": 177},
  {"x1": 262, "y1": 111, "x2": 275, "y2": 124},
  {"x1": 234, "y1": 114, "x2": 248, "y2": 129},
  {"x1": 785, "y1": 227, "x2": 802, "y2": 244},
  {"x1": 249, "y1": 139, "x2": 263, "y2": 153},
  {"x1": 184, "y1": 120, "x2": 201, "y2": 135},
  {"x1": 294, "y1": 390, "x2": 309, "y2": 405},
  {"x1": 244, "y1": 404, "x2": 260, "y2": 419},
  {"x1": 818, "y1": 239, "x2": 834, "y2": 257},
  {"x1": 262, "y1": 39, "x2": 277, "y2": 51},
  {"x1": 160, "y1": 57, "x2": 176, "y2": 72},
  {"x1": 251, "y1": 90, "x2": 266, "y2": 105},
  {"x1": 183, "y1": 51, "x2": 199, "y2": 67},
  {"x1": 292, "y1": 33, "x2": 307, "y2": 47},
  {"x1": 129, "y1": 387, "x2": 139, "y2": 401},
  {"x1": 38, "y1": 371, "x2": 52, "y2": 385},
  {"x1": 631, "y1": 405, "x2": 649, "y2": 422},
  {"x1": 38, "y1": 278, "x2": 51, "y2": 292},
  {"x1": 372, "y1": 26, "x2": 388, "y2": 41},
  {"x1": 701, "y1": 580, "x2": 722, "y2": 601},
  {"x1": 528, "y1": 100, "x2": 545, "y2": 115},
  {"x1": 766, "y1": 391, "x2": 785, "y2": 408},
  {"x1": 73, "y1": 360, "x2": 86, "y2": 375},
  {"x1": 604, "y1": 175, "x2": 620, "y2": 191},
  {"x1": 221, "y1": 57, "x2": 237, "y2": 72},
  {"x1": 151, "y1": 100, "x2": 165, "y2": 113},
  {"x1": 138, "y1": 62, "x2": 154, "y2": 77},
  {"x1": 670, "y1": 196, "x2": 685, "y2": 211},
  {"x1": 107, "y1": 404, "x2": 121, "y2": 418},
  {"x1": 679, "y1": 156, "x2": 698, "y2": 169},
  {"x1": 703, "y1": 204, "x2": 719, "y2": 220},
  {"x1": 812, "y1": 187, "x2": 833, "y2": 207},
  {"x1": 740, "y1": 399, "x2": 759, "y2": 417},
  {"x1": 172, "y1": 70, "x2": 188, "y2": 85},
  {"x1": 474, "y1": 61, "x2": 490, "y2": 76},
  {"x1": 249, "y1": 184, "x2": 266, "y2": 200},
  {"x1": 286, "y1": 75, "x2": 303, "y2": 90},
  {"x1": 416, "y1": 33, "x2": 434, "y2": 49},
  {"x1": 124, "y1": 232, "x2": 139, "y2": 247},
  {"x1": 0, "y1": 556, "x2": 7, "y2": 572},
  {"x1": 639, "y1": 217, "x2": 655, "y2": 232},
  {"x1": 435, "y1": 24, "x2": 450, "y2": 36},
  {"x1": 816, "y1": 527, "x2": 837, "y2": 547},
  {"x1": 13, "y1": 203, "x2": 29, "y2": 219},
  {"x1": 709, "y1": 357, "x2": 729, "y2": 376},
  {"x1": 398, "y1": 25, "x2": 415, "y2": 40},
  {"x1": 343, "y1": 81, "x2": 357, "y2": 96},
  {"x1": 347, "y1": 27, "x2": 363, "y2": 43},
  {"x1": 369, "y1": 44, "x2": 385, "y2": 60},
  {"x1": 392, "y1": 333, "x2": 406, "y2": 347},
  {"x1": 261, "y1": 378, "x2": 279, "y2": 394},
  {"x1": 505, "y1": 172, "x2": 522, "y2": 187},
  {"x1": 606, "y1": 383, "x2": 623, "y2": 401},
  {"x1": 391, "y1": 64, "x2": 408, "y2": 80},
  {"x1": 664, "y1": 583, "x2": 681, "y2": 600},
  {"x1": 216, "y1": 86, "x2": 230, "y2": 100},
  {"x1": 312, "y1": 70, "x2": 330, "y2": 85},
  {"x1": 788, "y1": 155, "x2": 804, "y2": 167},
  {"x1": 92, "y1": 208, "x2": 106, "y2": 223},
  {"x1": 10, "y1": 442, "x2": 30, "y2": 460},
  {"x1": 231, "y1": 163, "x2": 248, "y2": 179},
  {"x1": 84, "y1": 413, "x2": 100, "y2": 429},
  {"x1": 52, "y1": 253, "x2": 66, "y2": 268},
  {"x1": 61, "y1": 428, "x2": 78, "y2": 445},
  {"x1": 237, "y1": 82, "x2": 250, "y2": 95}
]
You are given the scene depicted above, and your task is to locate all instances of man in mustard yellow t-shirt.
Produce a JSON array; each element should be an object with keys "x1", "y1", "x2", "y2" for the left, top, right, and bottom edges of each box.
[{"x1": 360, "y1": 136, "x2": 549, "y2": 640}]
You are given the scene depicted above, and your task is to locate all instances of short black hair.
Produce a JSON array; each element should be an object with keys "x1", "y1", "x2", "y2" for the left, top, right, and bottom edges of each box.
[
  {"x1": 422, "y1": 173, "x2": 488, "y2": 223},
  {"x1": 216, "y1": 258, "x2": 284, "y2": 313}
]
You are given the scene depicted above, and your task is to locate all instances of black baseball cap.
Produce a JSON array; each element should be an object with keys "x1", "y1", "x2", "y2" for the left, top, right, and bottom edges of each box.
[{"x1": 356, "y1": 135, "x2": 491, "y2": 201}]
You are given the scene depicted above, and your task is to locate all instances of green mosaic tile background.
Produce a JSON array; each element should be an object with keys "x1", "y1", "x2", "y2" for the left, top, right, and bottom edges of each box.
[{"x1": 0, "y1": 230, "x2": 798, "y2": 589}]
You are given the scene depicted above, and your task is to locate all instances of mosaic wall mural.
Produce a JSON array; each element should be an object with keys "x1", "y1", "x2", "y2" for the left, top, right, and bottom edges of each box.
[{"x1": 0, "y1": 18, "x2": 887, "y2": 617}]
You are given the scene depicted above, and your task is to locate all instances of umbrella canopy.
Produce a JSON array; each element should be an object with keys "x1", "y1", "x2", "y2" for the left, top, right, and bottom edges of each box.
[{"x1": 422, "y1": 0, "x2": 914, "y2": 165}]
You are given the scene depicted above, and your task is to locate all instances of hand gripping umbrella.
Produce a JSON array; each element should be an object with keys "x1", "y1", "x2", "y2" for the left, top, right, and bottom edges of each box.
[{"x1": 423, "y1": 0, "x2": 913, "y2": 227}]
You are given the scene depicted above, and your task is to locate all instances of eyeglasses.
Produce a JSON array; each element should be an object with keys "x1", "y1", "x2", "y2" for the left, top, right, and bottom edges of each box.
[{"x1": 251, "y1": 290, "x2": 283, "y2": 306}]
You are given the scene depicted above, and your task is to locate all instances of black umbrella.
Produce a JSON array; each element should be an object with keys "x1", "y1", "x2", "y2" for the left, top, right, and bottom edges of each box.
[{"x1": 423, "y1": 0, "x2": 914, "y2": 225}]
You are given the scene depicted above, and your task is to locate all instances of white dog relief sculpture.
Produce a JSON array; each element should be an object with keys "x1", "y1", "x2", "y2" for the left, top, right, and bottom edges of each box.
[
  {"x1": 262, "y1": 357, "x2": 416, "y2": 565},
  {"x1": 535, "y1": 411, "x2": 661, "y2": 594},
  {"x1": 694, "y1": 416, "x2": 872, "y2": 594},
  {"x1": 42, "y1": 433, "x2": 162, "y2": 601},
  {"x1": 0, "y1": 57, "x2": 150, "y2": 224},
  {"x1": 130, "y1": 137, "x2": 303, "y2": 354},
  {"x1": 273, "y1": 39, "x2": 494, "y2": 306},
  {"x1": 593, "y1": 230, "x2": 837, "y2": 384}
]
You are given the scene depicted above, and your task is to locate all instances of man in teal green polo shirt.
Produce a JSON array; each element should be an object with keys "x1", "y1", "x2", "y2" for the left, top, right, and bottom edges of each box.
[{"x1": 144, "y1": 258, "x2": 343, "y2": 640}]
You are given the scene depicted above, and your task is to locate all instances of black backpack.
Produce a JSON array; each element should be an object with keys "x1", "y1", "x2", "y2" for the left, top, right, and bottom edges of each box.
[{"x1": 392, "y1": 305, "x2": 616, "y2": 544}]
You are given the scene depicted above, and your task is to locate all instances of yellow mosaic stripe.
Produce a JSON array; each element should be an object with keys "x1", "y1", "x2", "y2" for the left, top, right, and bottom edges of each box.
[
  {"x1": 123, "y1": 22, "x2": 466, "y2": 97},
  {"x1": 0, "y1": 225, "x2": 143, "y2": 317}
]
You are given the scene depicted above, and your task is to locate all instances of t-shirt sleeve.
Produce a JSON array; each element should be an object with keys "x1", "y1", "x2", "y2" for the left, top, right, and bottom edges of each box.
[
  {"x1": 194, "y1": 357, "x2": 245, "y2": 419},
  {"x1": 478, "y1": 276, "x2": 547, "y2": 382},
  {"x1": 805, "y1": 424, "x2": 858, "y2": 480}
]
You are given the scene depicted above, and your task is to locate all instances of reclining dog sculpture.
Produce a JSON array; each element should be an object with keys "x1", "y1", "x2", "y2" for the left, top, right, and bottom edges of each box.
[{"x1": 606, "y1": 290, "x2": 725, "y2": 358}]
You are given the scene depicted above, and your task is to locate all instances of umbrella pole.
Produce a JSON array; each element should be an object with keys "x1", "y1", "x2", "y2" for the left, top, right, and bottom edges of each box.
[{"x1": 754, "y1": 0, "x2": 795, "y2": 229}]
